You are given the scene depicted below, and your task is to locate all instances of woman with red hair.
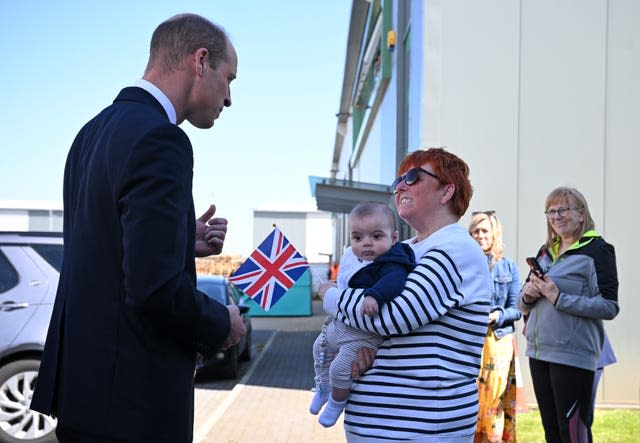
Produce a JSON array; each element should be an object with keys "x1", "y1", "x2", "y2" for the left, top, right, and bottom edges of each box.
[{"x1": 322, "y1": 147, "x2": 492, "y2": 442}]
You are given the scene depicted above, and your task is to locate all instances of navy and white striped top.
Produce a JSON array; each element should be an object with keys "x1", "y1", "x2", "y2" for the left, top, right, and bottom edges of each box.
[{"x1": 324, "y1": 223, "x2": 491, "y2": 441}]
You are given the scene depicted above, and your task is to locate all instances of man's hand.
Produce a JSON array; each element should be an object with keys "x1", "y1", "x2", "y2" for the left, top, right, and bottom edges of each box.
[
  {"x1": 361, "y1": 296, "x2": 379, "y2": 317},
  {"x1": 222, "y1": 305, "x2": 246, "y2": 349},
  {"x1": 195, "y1": 204, "x2": 228, "y2": 257}
]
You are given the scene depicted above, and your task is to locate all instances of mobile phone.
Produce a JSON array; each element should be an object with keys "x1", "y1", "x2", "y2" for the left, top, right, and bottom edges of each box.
[{"x1": 526, "y1": 257, "x2": 545, "y2": 276}]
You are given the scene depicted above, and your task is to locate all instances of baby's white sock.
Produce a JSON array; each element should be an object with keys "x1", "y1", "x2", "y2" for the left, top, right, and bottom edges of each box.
[
  {"x1": 318, "y1": 395, "x2": 347, "y2": 427},
  {"x1": 309, "y1": 385, "x2": 329, "y2": 415}
]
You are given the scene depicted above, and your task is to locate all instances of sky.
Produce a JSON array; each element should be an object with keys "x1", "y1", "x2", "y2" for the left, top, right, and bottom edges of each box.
[{"x1": 0, "y1": 1, "x2": 351, "y2": 256}]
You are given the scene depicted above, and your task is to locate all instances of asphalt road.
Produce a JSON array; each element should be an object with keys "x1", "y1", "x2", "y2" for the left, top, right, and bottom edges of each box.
[{"x1": 192, "y1": 301, "x2": 346, "y2": 442}]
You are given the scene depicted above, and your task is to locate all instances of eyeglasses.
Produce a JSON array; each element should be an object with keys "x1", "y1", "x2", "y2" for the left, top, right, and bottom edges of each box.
[
  {"x1": 391, "y1": 167, "x2": 440, "y2": 189},
  {"x1": 544, "y1": 207, "x2": 582, "y2": 219},
  {"x1": 472, "y1": 210, "x2": 496, "y2": 216}
]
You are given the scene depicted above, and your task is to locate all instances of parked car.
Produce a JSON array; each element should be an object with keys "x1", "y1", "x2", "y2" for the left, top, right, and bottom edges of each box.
[
  {"x1": 0, "y1": 233, "x2": 252, "y2": 442},
  {"x1": 195, "y1": 275, "x2": 252, "y2": 379},
  {"x1": 0, "y1": 232, "x2": 61, "y2": 443}
]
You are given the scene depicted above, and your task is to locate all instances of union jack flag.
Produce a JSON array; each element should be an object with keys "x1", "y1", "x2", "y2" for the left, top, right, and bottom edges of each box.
[{"x1": 228, "y1": 227, "x2": 309, "y2": 311}]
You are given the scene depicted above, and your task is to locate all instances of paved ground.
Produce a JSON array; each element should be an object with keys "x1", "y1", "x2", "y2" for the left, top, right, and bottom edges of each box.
[{"x1": 193, "y1": 300, "x2": 346, "y2": 443}]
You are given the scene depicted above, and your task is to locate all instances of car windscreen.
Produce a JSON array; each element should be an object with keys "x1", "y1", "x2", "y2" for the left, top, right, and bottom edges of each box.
[{"x1": 197, "y1": 281, "x2": 226, "y2": 305}]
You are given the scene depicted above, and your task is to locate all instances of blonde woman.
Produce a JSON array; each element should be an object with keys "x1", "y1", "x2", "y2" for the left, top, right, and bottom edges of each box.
[{"x1": 469, "y1": 211, "x2": 522, "y2": 443}]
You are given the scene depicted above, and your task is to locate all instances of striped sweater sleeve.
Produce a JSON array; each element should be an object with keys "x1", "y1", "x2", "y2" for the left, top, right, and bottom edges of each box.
[{"x1": 336, "y1": 249, "x2": 468, "y2": 336}]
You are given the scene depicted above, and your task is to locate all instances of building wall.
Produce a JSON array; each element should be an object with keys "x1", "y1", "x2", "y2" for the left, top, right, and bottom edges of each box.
[
  {"x1": 0, "y1": 201, "x2": 63, "y2": 232},
  {"x1": 253, "y1": 207, "x2": 333, "y2": 263},
  {"x1": 253, "y1": 207, "x2": 334, "y2": 294},
  {"x1": 416, "y1": 0, "x2": 638, "y2": 407},
  {"x1": 333, "y1": 0, "x2": 638, "y2": 407},
  {"x1": 305, "y1": 211, "x2": 335, "y2": 263}
]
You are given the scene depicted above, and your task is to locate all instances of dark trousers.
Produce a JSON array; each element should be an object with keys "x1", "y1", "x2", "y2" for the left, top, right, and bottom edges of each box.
[
  {"x1": 529, "y1": 358, "x2": 595, "y2": 443},
  {"x1": 56, "y1": 424, "x2": 130, "y2": 443}
]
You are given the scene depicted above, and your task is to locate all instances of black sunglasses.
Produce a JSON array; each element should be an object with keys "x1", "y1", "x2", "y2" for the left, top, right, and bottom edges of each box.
[{"x1": 392, "y1": 167, "x2": 440, "y2": 189}]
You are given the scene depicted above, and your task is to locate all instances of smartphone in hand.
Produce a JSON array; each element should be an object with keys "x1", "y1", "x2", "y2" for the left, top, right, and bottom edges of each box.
[{"x1": 526, "y1": 257, "x2": 545, "y2": 277}]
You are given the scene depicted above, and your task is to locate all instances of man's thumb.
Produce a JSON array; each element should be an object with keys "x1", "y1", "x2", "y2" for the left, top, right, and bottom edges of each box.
[{"x1": 198, "y1": 204, "x2": 216, "y2": 223}]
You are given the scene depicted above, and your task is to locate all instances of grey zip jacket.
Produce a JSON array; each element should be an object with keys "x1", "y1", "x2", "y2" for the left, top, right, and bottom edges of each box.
[{"x1": 517, "y1": 231, "x2": 619, "y2": 371}]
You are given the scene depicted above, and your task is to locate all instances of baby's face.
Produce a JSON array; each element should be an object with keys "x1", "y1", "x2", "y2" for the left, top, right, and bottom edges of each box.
[{"x1": 349, "y1": 215, "x2": 396, "y2": 261}]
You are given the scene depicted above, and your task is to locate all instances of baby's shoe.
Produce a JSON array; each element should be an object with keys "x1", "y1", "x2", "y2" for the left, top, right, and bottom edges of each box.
[
  {"x1": 309, "y1": 385, "x2": 329, "y2": 415},
  {"x1": 318, "y1": 395, "x2": 347, "y2": 427}
]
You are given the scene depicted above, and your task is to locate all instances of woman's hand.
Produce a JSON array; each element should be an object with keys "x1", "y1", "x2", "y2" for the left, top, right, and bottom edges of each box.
[
  {"x1": 351, "y1": 347, "x2": 377, "y2": 378},
  {"x1": 521, "y1": 278, "x2": 543, "y2": 304},
  {"x1": 532, "y1": 274, "x2": 561, "y2": 305}
]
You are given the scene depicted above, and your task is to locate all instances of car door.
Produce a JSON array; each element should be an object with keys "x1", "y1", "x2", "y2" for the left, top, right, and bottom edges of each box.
[{"x1": 0, "y1": 246, "x2": 49, "y2": 355}]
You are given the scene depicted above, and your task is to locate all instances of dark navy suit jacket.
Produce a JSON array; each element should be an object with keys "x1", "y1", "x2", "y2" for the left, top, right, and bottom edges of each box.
[{"x1": 31, "y1": 87, "x2": 231, "y2": 442}]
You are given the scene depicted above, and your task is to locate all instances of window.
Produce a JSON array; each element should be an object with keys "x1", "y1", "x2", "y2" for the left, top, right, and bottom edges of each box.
[
  {"x1": 0, "y1": 251, "x2": 19, "y2": 294},
  {"x1": 350, "y1": 0, "x2": 394, "y2": 166},
  {"x1": 32, "y1": 244, "x2": 64, "y2": 272},
  {"x1": 197, "y1": 280, "x2": 226, "y2": 305}
]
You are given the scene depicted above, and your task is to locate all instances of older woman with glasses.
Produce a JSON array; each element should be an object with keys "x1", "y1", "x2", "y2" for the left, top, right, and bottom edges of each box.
[
  {"x1": 468, "y1": 211, "x2": 521, "y2": 443},
  {"x1": 517, "y1": 186, "x2": 619, "y2": 443},
  {"x1": 321, "y1": 147, "x2": 492, "y2": 442}
]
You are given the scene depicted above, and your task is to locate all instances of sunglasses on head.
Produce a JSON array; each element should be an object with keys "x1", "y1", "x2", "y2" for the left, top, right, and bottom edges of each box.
[
  {"x1": 472, "y1": 210, "x2": 496, "y2": 216},
  {"x1": 391, "y1": 167, "x2": 440, "y2": 189}
]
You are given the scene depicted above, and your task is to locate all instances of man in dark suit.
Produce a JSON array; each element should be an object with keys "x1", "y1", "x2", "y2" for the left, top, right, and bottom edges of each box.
[{"x1": 30, "y1": 14, "x2": 245, "y2": 443}]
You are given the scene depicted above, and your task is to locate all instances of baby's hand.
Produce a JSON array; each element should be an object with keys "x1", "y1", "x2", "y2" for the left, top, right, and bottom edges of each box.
[{"x1": 361, "y1": 296, "x2": 379, "y2": 317}]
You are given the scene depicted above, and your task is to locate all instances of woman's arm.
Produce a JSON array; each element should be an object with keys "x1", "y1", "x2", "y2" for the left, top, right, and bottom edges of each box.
[
  {"x1": 553, "y1": 242, "x2": 619, "y2": 320},
  {"x1": 494, "y1": 258, "x2": 523, "y2": 326},
  {"x1": 334, "y1": 248, "x2": 488, "y2": 336}
]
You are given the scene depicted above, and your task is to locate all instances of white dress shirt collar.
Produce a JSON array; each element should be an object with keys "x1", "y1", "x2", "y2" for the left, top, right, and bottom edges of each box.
[{"x1": 133, "y1": 79, "x2": 177, "y2": 124}]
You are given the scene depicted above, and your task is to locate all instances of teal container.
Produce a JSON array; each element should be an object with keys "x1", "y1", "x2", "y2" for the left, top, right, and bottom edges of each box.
[{"x1": 241, "y1": 269, "x2": 312, "y2": 317}]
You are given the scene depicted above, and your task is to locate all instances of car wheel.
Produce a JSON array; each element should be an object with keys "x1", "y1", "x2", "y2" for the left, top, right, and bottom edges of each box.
[
  {"x1": 0, "y1": 359, "x2": 57, "y2": 443},
  {"x1": 239, "y1": 330, "x2": 251, "y2": 361}
]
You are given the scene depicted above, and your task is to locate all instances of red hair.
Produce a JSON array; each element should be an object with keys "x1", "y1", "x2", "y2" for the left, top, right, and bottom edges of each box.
[{"x1": 398, "y1": 148, "x2": 473, "y2": 218}]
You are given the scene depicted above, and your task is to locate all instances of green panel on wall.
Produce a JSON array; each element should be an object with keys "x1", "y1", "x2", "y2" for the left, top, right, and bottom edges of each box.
[{"x1": 242, "y1": 269, "x2": 312, "y2": 317}]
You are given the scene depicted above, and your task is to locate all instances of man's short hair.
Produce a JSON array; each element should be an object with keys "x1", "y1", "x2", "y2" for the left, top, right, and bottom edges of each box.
[{"x1": 147, "y1": 13, "x2": 229, "y2": 73}]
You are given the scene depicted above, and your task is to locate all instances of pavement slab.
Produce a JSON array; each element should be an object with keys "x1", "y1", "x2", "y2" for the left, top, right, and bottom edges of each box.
[{"x1": 195, "y1": 301, "x2": 345, "y2": 442}]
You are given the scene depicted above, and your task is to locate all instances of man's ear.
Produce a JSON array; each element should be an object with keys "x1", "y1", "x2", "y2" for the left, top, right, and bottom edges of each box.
[{"x1": 194, "y1": 48, "x2": 209, "y2": 76}]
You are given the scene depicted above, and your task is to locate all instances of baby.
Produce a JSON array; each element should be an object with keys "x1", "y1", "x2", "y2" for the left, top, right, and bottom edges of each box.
[{"x1": 310, "y1": 201, "x2": 414, "y2": 427}]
